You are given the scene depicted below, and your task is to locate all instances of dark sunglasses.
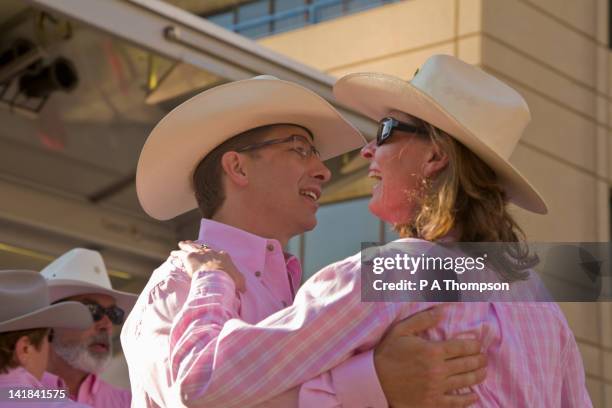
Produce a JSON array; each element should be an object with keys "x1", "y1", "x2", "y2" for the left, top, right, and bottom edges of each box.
[
  {"x1": 376, "y1": 117, "x2": 428, "y2": 146},
  {"x1": 83, "y1": 303, "x2": 125, "y2": 325},
  {"x1": 235, "y1": 134, "x2": 320, "y2": 160}
]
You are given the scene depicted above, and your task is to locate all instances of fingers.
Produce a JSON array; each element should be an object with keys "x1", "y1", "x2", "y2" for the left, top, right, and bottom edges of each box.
[
  {"x1": 444, "y1": 353, "x2": 487, "y2": 377},
  {"x1": 443, "y1": 367, "x2": 487, "y2": 393},
  {"x1": 437, "y1": 392, "x2": 479, "y2": 408},
  {"x1": 388, "y1": 306, "x2": 445, "y2": 337},
  {"x1": 175, "y1": 242, "x2": 247, "y2": 293},
  {"x1": 178, "y1": 240, "x2": 206, "y2": 252},
  {"x1": 440, "y1": 338, "x2": 482, "y2": 359}
]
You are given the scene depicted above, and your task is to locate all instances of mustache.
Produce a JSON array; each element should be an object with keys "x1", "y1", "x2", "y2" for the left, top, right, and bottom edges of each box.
[{"x1": 87, "y1": 332, "x2": 111, "y2": 347}]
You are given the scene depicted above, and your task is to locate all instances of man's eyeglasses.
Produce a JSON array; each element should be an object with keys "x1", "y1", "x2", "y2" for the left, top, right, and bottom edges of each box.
[
  {"x1": 235, "y1": 134, "x2": 320, "y2": 160},
  {"x1": 376, "y1": 117, "x2": 428, "y2": 146},
  {"x1": 83, "y1": 303, "x2": 125, "y2": 325}
]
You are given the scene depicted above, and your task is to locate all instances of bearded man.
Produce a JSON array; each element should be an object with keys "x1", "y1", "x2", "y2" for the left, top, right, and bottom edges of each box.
[{"x1": 41, "y1": 248, "x2": 137, "y2": 408}]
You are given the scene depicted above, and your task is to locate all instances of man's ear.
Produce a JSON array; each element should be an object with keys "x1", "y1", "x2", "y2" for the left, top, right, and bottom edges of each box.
[
  {"x1": 220, "y1": 151, "x2": 249, "y2": 187},
  {"x1": 422, "y1": 144, "x2": 449, "y2": 178}
]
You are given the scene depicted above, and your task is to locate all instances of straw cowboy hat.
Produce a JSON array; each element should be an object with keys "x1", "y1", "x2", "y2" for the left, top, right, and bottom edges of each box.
[
  {"x1": 0, "y1": 270, "x2": 93, "y2": 333},
  {"x1": 41, "y1": 248, "x2": 137, "y2": 312},
  {"x1": 137, "y1": 75, "x2": 366, "y2": 221},
  {"x1": 333, "y1": 54, "x2": 547, "y2": 214}
]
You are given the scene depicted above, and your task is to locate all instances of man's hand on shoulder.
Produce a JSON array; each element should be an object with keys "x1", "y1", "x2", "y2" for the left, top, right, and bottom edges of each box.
[
  {"x1": 171, "y1": 240, "x2": 246, "y2": 292},
  {"x1": 374, "y1": 306, "x2": 486, "y2": 408}
]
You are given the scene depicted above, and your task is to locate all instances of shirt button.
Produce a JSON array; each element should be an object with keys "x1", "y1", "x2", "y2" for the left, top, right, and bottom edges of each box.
[
  {"x1": 255, "y1": 271, "x2": 262, "y2": 277},
  {"x1": 281, "y1": 301, "x2": 288, "y2": 307},
  {"x1": 266, "y1": 244, "x2": 274, "y2": 251}
]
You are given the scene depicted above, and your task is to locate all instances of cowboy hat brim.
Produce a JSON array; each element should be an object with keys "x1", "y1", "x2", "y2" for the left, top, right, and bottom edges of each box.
[
  {"x1": 334, "y1": 72, "x2": 547, "y2": 214},
  {"x1": 0, "y1": 301, "x2": 93, "y2": 333},
  {"x1": 47, "y1": 279, "x2": 137, "y2": 313},
  {"x1": 137, "y1": 77, "x2": 366, "y2": 221}
]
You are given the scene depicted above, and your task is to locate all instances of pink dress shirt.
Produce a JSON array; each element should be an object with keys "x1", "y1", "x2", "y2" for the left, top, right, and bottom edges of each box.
[
  {"x1": 75, "y1": 374, "x2": 130, "y2": 408},
  {"x1": 169, "y1": 237, "x2": 593, "y2": 408},
  {"x1": 0, "y1": 367, "x2": 89, "y2": 407},
  {"x1": 41, "y1": 370, "x2": 130, "y2": 407},
  {"x1": 121, "y1": 219, "x2": 386, "y2": 408}
]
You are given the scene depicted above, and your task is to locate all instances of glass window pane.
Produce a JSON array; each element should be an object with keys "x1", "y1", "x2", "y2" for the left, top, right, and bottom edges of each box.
[
  {"x1": 238, "y1": 0, "x2": 270, "y2": 20},
  {"x1": 237, "y1": 26, "x2": 270, "y2": 38},
  {"x1": 273, "y1": 15, "x2": 307, "y2": 34},
  {"x1": 274, "y1": 0, "x2": 306, "y2": 12},
  {"x1": 272, "y1": 0, "x2": 306, "y2": 34},
  {"x1": 347, "y1": 0, "x2": 381, "y2": 13},
  {"x1": 301, "y1": 197, "x2": 381, "y2": 281},
  {"x1": 237, "y1": 0, "x2": 271, "y2": 38},
  {"x1": 286, "y1": 235, "x2": 301, "y2": 261},
  {"x1": 208, "y1": 11, "x2": 234, "y2": 29},
  {"x1": 314, "y1": 1, "x2": 343, "y2": 23}
]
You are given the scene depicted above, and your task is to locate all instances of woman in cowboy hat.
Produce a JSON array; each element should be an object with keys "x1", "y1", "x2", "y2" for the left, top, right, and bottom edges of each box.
[
  {"x1": 168, "y1": 55, "x2": 591, "y2": 407},
  {"x1": 0, "y1": 270, "x2": 92, "y2": 407}
]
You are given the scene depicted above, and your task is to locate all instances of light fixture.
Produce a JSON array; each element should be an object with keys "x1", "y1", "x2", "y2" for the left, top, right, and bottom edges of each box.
[{"x1": 0, "y1": 37, "x2": 78, "y2": 115}]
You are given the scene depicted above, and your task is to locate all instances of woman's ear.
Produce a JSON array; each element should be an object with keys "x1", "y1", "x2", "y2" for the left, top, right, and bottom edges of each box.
[
  {"x1": 220, "y1": 151, "x2": 249, "y2": 187},
  {"x1": 423, "y1": 144, "x2": 449, "y2": 178}
]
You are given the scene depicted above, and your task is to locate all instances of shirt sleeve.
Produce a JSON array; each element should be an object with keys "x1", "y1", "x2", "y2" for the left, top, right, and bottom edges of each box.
[
  {"x1": 169, "y1": 258, "x2": 398, "y2": 408},
  {"x1": 119, "y1": 259, "x2": 193, "y2": 408},
  {"x1": 560, "y1": 331, "x2": 593, "y2": 408},
  {"x1": 298, "y1": 350, "x2": 388, "y2": 408}
]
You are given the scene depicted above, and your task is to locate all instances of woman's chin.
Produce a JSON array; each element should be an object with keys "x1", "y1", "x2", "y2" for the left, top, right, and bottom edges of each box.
[
  {"x1": 368, "y1": 200, "x2": 392, "y2": 223},
  {"x1": 368, "y1": 200, "x2": 414, "y2": 225}
]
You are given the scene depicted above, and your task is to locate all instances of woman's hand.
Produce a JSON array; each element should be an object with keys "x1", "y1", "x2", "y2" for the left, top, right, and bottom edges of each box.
[{"x1": 172, "y1": 240, "x2": 246, "y2": 292}]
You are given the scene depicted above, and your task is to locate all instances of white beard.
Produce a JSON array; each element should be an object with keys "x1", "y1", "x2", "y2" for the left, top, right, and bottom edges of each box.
[{"x1": 52, "y1": 332, "x2": 112, "y2": 374}]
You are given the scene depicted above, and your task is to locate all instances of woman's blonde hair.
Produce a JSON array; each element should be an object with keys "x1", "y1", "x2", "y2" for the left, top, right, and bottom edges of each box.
[{"x1": 395, "y1": 116, "x2": 535, "y2": 281}]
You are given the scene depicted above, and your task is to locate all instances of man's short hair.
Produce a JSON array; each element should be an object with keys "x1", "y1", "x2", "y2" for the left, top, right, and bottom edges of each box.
[
  {"x1": 0, "y1": 328, "x2": 48, "y2": 373},
  {"x1": 192, "y1": 125, "x2": 274, "y2": 219}
]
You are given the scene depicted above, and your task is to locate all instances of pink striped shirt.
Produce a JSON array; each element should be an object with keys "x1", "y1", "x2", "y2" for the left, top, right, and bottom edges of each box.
[
  {"x1": 121, "y1": 219, "x2": 386, "y2": 407},
  {"x1": 170, "y1": 238, "x2": 593, "y2": 408},
  {"x1": 41, "y1": 372, "x2": 130, "y2": 408}
]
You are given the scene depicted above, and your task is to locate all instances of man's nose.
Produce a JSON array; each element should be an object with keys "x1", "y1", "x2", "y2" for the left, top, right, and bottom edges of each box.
[
  {"x1": 360, "y1": 139, "x2": 376, "y2": 159},
  {"x1": 96, "y1": 314, "x2": 113, "y2": 330},
  {"x1": 311, "y1": 159, "x2": 332, "y2": 183}
]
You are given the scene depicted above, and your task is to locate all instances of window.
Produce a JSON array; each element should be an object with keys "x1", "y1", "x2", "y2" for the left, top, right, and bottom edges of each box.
[
  {"x1": 286, "y1": 197, "x2": 394, "y2": 281},
  {"x1": 208, "y1": 11, "x2": 234, "y2": 29},
  {"x1": 204, "y1": 0, "x2": 401, "y2": 39}
]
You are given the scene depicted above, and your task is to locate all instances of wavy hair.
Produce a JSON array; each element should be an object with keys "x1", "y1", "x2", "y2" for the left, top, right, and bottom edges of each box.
[{"x1": 395, "y1": 116, "x2": 536, "y2": 281}]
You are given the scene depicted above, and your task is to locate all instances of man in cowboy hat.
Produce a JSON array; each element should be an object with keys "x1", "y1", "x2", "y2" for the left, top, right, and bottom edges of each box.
[
  {"x1": 166, "y1": 55, "x2": 589, "y2": 407},
  {"x1": 40, "y1": 248, "x2": 137, "y2": 408},
  {"x1": 122, "y1": 75, "x2": 487, "y2": 407},
  {"x1": 0, "y1": 269, "x2": 92, "y2": 407}
]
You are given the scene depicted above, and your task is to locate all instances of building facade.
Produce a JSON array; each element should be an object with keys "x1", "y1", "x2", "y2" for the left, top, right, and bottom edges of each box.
[{"x1": 250, "y1": 0, "x2": 611, "y2": 405}]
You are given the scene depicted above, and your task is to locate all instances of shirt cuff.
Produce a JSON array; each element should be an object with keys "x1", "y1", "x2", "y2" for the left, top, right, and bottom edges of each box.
[
  {"x1": 191, "y1": 269, "x2": 237, "y2": 311},
  {"x1": 331, "y1": 350, "x2": 388, "y2": 408}
]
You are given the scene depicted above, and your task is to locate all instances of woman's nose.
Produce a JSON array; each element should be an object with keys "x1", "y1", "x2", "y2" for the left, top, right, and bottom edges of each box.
[{"x1": 360, "y1": 139, "x2": 376, "y2": 159}]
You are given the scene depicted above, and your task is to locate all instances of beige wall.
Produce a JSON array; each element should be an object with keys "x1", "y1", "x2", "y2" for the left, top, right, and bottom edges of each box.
[{"x1": 260, "y1": 0, "x2": 611, "y2": 405}]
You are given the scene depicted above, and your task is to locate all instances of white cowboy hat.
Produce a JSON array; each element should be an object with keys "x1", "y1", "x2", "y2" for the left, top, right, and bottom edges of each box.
[
  {"x1": 137, "y1": 75, "x2": 366, "y2": 221},
  {"x1": 333, "y1": 54, "x2": 547, "y2": 214},
  {"x1": 0, "y1": 270, "x2": 93, "y2": 333},
  {"x1": 40, "y1": 248, "x2": 137, "y2": 313}
]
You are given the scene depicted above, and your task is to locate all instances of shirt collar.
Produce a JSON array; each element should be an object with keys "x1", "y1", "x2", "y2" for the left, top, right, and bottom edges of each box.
[
  {"x1": 40, "y1": 371, "x2": 66, "y2": 389},
  {"x1": 77, "y1": 373, "x2": 100, "y2": 400},
  {"x1": 197, "y1": 219, "x2": 301, "y2": 283},
  {"x1": 0, "y1": 367, "x2": 42, "y2": 387}
]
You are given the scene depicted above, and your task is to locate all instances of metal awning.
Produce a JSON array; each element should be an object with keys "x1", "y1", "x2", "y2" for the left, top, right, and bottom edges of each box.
[{"x1": 1, "y1": 0, "x2": 375, "y2": 285}]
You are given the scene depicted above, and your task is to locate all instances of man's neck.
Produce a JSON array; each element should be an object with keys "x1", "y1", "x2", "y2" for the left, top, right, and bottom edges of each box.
[
  {"x1": 47, "y1": 350, "x2": 89, "y2": 399},
  {"x1": 212, "y1": 209, "x2": 290, "y2": 247}
]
